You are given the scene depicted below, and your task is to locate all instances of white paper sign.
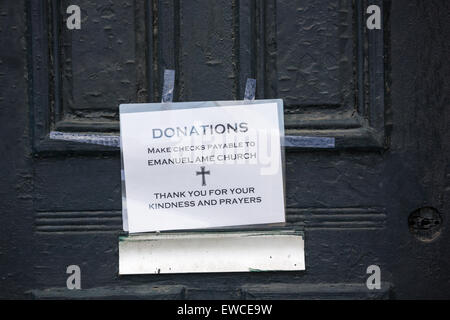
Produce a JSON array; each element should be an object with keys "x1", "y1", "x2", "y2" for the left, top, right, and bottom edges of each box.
[{"x1": 120, "y1": 100, "x2": 285, "y2": 233}]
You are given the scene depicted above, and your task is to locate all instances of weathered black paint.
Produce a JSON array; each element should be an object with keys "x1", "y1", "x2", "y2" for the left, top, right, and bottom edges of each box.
[{"x1": 0, "y1": 0, "x2": 449, "y2": 299}]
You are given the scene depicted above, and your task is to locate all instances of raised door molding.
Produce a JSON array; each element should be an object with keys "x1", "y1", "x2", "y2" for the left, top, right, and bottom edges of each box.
[{"x1": 30, "y1": 0, "x2": 386, "y2": 152}]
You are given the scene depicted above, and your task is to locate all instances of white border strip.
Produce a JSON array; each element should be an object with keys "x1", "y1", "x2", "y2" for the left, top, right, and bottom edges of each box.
[{"x1": 119, "y1": 231, "x2": 305, "y2": 274}]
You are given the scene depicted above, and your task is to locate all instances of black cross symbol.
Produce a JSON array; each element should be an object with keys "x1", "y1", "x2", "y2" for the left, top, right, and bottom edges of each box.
[{"x1": 196, "y1": 166, "x2": 210, "y2": 186}]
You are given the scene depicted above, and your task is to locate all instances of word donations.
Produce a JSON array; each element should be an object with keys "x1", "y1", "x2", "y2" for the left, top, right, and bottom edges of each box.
[
  {"x1": 119, "y1": 100, "x2": 285, "y2": 233},
  {"x1": 152, "y1": 122, "x2": 248, "y2": 139}
]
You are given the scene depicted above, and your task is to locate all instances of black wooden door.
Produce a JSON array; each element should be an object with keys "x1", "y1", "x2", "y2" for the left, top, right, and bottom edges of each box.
[{"x1": 1, "y1": 0, "x2": 449, "y2": 299}]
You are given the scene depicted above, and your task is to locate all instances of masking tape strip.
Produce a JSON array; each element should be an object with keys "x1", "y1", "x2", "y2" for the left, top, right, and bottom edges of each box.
[
  {"x1": 283, "y1": 135, "x2": 335, "y2": 148},
  {"x1": 49, "y1": 131, "x2": 120, "y2": 148},
  {"x1": 244, "y1": 78, "x2": 256, "y2": 101},
  {"x1": 161, "y1": 69, "x2": 175, "y2": 103},
  {"x1": 50, "y1": 131, "x2": 334, "y2": 149}
]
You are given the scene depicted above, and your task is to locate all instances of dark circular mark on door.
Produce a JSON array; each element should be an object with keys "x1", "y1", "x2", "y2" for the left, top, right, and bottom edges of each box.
[{"x1": 408, "y1": 207, "x2": 443, "y2": 242}]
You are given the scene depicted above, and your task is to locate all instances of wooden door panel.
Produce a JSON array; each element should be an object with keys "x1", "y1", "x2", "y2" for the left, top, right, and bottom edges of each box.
[
  {"x1": 277, "y1": 0, "x2": 354, "y2": 106},
  {"x1": 30, "y1": 0, "x2": 147, "y2": 153},
  {"x1": 5, "y1": 0, "x2": 450, "y2": 299},
  {"x1": 31, "y1": 0, "x2": 385, "y2": 153},
  {"x1": 34, "y1": 158, "x2": 121, "y2": 212},
  {"x1": 178, "y1": 0, "x2": 236, "y2": 101},
  {"x1": 28, "y1": 0, "x2": 389, "y2": 293},
  {"x1": 60, "y1": 0, "x2": 143, "y2": 114},
  {"x1": 15, "y1": 0, "x2": 449, "y2": 299}
]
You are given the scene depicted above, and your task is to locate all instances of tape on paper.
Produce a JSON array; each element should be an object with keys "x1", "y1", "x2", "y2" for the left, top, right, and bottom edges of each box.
[
  {"x1": 244, "y1": 78, "x2": 256, "y2": 101},
  {"x1": 161, "y1": 69, "x2": 175, "y2": 103},
  {"x1": 49, "y1": 131, "x2": 120, "y2": 148},
  {"x1": 283, "y1": 135, "x2": 335, "y2": 148}
]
